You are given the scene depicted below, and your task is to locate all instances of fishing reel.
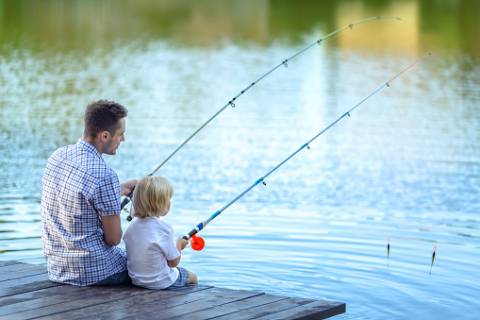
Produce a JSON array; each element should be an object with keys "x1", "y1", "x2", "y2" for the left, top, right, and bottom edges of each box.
[
  {"x1": 190, "y1": 235, "x2": 205, "y2": 251},
  {"x1": 183, "y1": 234, "x2": 205, "y2": 251}
]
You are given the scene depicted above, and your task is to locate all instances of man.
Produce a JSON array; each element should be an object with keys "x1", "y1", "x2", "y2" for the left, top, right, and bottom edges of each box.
[{"x1": 41, "y1": 100, "x2": 136, "y2": 286}]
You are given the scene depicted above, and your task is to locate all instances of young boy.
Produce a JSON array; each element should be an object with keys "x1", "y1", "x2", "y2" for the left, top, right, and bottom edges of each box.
[{"x1": 123, "y1": 176, "x2": 198, "y2": 289}]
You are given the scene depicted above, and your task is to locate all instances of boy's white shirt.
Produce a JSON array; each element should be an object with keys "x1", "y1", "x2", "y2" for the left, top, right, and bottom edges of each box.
[{"x1": 123, "y1": 216, "x2": 180, "y2": 289}]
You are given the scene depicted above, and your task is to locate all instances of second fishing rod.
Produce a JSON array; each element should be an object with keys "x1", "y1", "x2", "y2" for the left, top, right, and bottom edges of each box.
[
  {"x1": 182, "y1": 54, "x2": 430, "y2": 251},
  {"x1": 122, "y1": 16, "x2": 402, "y2": 216}
]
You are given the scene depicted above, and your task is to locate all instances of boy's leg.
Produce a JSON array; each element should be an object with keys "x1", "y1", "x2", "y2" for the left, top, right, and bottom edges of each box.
[
  {"x1": 168, "y1": 267, "x2": 197, "y2": 288},
  {"x1": 187, "y1": 270, "x2": 198, "y2": 284}
]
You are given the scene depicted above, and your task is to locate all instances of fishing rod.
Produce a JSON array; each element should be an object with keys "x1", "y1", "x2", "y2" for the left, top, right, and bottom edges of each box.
[
  {"x1": 183, "y1": 54, "x2": 431, "y2": 251},
  {"x1": 122, "y1": 16, "x2": 402, "y2": 216}
]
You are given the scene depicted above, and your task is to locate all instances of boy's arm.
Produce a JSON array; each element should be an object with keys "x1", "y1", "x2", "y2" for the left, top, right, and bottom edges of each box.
[{"x1": 167, "y1": 238, "x2": 188, "y2": 267}]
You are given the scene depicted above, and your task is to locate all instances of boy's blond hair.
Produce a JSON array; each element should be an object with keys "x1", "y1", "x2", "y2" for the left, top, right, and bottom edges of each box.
[{"x1": 132, "y1": 176, "x2": 174, "y2": 218}]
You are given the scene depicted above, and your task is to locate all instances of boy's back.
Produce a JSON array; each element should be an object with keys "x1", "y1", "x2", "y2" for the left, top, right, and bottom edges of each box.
[{"x1": 123, "y1": 217, "x2": 180, "y2": 289}]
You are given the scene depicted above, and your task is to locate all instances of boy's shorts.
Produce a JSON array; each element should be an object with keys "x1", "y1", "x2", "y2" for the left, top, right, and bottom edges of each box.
[{"x1": 168, "y1": 267, "x2": 190, "y2": 288}]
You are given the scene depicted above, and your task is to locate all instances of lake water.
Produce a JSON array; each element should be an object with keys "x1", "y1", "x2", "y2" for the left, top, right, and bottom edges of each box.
[{"x1": 1, "y1": 1, "x2": 479, "y2": 319}]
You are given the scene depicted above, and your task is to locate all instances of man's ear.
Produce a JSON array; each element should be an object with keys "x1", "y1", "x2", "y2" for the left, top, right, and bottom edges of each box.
[{"x1": 100, "y1": 131, "x2": 110, "y2": 142}]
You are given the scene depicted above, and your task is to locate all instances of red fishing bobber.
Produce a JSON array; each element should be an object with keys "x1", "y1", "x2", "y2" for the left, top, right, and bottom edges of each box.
[{"x1": 190, "y1": 235, "x2": 205, "y2": 251}]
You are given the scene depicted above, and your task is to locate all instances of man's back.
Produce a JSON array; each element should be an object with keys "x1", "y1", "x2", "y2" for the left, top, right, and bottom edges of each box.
[{"x1": 41, "y1": 140, "x2": 126, "y2": 286}]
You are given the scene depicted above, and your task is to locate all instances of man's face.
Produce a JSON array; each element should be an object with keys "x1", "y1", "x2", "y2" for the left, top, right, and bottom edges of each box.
[{"x1": 103, "y1": 118, "x2": 126, "y2": 155}]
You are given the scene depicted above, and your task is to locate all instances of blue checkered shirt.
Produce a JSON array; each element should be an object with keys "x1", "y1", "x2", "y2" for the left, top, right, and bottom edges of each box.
[{"x1": 41, "y1": 140, "x2": 127, "y2": 286}]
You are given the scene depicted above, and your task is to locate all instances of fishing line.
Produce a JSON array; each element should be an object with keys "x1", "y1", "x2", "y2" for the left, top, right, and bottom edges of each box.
[
  {"x1": 122, "y1": 16, "x2": 402, "y2": 216},
  {"x1": 183, "y1": 54, "x2": 431, "y2": 251}
]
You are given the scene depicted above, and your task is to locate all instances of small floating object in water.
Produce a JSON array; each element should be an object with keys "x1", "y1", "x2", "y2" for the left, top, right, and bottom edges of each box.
[
  {"x1": 429, "y1": 245, "x2": 437, "y2": 275},
  {"x1": 387, "y1": 239, "x2": 390, "y2": 258}
]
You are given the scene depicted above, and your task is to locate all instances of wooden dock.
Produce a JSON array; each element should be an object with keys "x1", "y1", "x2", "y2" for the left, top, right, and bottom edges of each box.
[{"x1": 0, "y1": 260, "x2": 345, "y2": 319}]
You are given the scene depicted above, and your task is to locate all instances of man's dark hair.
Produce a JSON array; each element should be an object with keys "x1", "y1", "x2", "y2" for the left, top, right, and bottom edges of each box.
[{"x1": 84, "y1": 100, "x2": 128, "y2": 137}]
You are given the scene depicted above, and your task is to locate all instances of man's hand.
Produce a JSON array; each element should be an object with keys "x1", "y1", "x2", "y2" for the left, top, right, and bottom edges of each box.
[{"x1": 120, "y1": 179, "x2": 137, "y2": 196}]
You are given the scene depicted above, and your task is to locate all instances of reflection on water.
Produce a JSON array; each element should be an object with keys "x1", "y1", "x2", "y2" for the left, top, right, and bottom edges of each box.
[
  {"x1": 1, "y1": 0, "x2": 479, "y2": 55},
  {"x1": 1, "y1": 1, "x2": 479, "y2": 319}
]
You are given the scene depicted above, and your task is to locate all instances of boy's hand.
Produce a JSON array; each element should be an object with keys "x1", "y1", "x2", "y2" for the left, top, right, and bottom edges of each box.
[
  {"x1": 176, "y1": 237, "x2": 188, "y2": 251},
  {"x1": 121, "y1": 179, "x2": 137, "y2": 196}
]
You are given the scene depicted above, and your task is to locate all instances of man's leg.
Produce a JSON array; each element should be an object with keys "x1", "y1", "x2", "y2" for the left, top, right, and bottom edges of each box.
[{"x1": 94, "y1": 270, "x2": 131, "y2": 286}]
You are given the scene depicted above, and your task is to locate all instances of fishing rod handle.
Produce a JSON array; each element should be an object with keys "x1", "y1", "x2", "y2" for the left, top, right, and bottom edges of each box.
[
  {"x1": 182, "y1": 229, "x2": 198, "y2": 241},
  {"x1": 182, "y1": 221, "x2": 207, "y2": 240},
  {"x1": 120, "y1": 195, "x2": 132, "y2": 210},
  {"x1": 121, "y1": 185, "x2": 136, "y2": 209},
  {"x1": 121, "y1": 189, "x2": 134, "y2": 221}
]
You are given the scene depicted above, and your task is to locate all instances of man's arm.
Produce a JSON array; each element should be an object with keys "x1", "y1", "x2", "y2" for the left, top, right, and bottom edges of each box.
[
  {"x1": 94, "y1": 175, "x2": 135, "y2": 246},
  {"x1": 101, "y1": 214, "x2": 122, "y2": 246}
]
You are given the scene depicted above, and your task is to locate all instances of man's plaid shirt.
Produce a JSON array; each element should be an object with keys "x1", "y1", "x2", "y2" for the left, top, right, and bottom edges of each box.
[{"x1": 41, "y1": 140, "x2": 127, "y2": 286}]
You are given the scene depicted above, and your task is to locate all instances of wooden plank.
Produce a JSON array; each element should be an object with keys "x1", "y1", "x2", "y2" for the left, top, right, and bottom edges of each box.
[
  {"x1": 0, "y1": 285, "x2": 146, "y2": 317},
  {"x1": 0, "y1": 273, "x2": 61, "y2": 298},
  {"x1": 0, "y1": 287, "x2": 77, "y2": 316},
  {"x1": 0, "y1": 273, "x2": 50, "y2": 290},
  {"x1": 167, "y1": 293, "x2": 288, "y2": 320},
  {"x1": 211, "y1": 296, "x2": 317, "y2": 320},
  {"x1": 0, "y1": 261, "x2": 346, "y2": 320},
  {"x1": 0, "y1": 262, "x2": 44, "y2": 273},
  {"x1": 255, "y1": 300, "x2": 346, "y2": 320},
  {"x1": 0, "y1": 285, "x2": 81, "y2": 308},
  {"x1": 34, "y1": 285, "x2": 213, "y2": 320},
  {"x1": 0, "y1": 281, "x2": 60, "y2": 300},
  {"x1": 0, "y1": 285, "x2": 151, "y2": 320},
  {"x1": 0, "y1": 264, "x2": 46, "y2": 282},
  {"x1": 120, "y1": 287, "x2": 264, "y2": 320},
  {"x1": 0, "y1": 261, "x2": 22, "y2": 268},
  {"x1": 40, "y1": 286, "x2": 257, "y2": 320}
]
